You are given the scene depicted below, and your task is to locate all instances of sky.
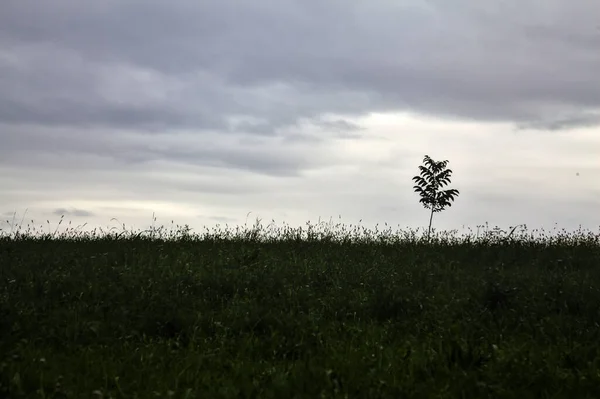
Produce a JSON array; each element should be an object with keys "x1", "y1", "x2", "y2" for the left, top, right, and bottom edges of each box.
[{"x1": 1, "y1": 0, "x2": 599, "y2": 238}]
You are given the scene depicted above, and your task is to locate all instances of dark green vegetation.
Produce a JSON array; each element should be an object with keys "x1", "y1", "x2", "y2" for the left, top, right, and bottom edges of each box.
[{"x1": 1, "y1": 221, "x2": 600, "y2": 398}]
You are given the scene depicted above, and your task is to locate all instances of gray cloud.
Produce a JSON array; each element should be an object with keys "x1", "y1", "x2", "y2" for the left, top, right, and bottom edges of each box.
[
  {"x1": 203, "y1": 215, "x2": 238, "y2": 224},
  {"x1": 1, "y1": 0, "x2": 599, "y2": 137},
  {"x1": 53, "y1": 208, "x2": 95, "y2": 218},
  {"x1": 517, "y1": 112, "x2": 600, "y2": 131},
  {"x1": 0, "y1": 120, "x2": 340, "y2": 177},
  {"x1": 1, "y1": 0, "x2": 600, "y2": 238}
]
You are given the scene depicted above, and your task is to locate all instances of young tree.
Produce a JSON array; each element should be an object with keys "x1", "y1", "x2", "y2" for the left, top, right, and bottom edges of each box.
[{"x1": 412, "y1": 155, "x2": 460, "y2": 241}]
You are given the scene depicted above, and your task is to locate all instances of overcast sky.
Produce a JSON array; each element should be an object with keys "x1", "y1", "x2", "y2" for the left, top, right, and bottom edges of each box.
[{"x1": 1, "y1": 0, "x2": 599, "y2": 238}]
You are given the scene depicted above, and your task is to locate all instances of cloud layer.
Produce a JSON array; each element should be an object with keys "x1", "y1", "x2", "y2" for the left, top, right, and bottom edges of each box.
[
  {"x1": 1, "y1": 0, "x2": 599, "y2": 236},
  {"x1": 2, "y1": 0, "x2": 600, "y2": 134}
]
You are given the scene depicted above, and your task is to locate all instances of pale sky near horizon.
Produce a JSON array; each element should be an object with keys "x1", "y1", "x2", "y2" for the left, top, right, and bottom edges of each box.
[{"x1": 1, "y1": 0, "x2": 599, "y2": 238}]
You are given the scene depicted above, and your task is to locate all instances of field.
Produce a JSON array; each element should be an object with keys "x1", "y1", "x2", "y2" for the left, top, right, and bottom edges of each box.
[{"x1": 1, "y1": 220, "x2": 600, "y2": 398}]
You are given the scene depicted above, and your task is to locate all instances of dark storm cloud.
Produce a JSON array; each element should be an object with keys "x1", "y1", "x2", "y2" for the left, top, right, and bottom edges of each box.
[{"x1": 1, "y1": 0, "x2": 599, "y2": 134}]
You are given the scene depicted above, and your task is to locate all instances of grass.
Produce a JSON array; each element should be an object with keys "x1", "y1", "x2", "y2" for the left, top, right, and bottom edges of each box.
[{"x1": 1, "y1": 218, "x2": 600, "y2": 398}]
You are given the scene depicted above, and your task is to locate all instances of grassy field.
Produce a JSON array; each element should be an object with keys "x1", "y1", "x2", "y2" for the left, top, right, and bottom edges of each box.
[{"x1": 1, "y1": 220, "x2": 600, "y2": 398}]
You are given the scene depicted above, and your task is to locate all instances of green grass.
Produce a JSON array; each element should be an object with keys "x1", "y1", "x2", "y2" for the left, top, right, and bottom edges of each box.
[{"x1": 1, "y1": 219, "x2": 600, "y2": 398}]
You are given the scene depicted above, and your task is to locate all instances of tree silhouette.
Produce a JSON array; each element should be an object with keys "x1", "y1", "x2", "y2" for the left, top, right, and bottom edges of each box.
[{"x1": 412, "y1": 155, "x2": 460, "y2": 241}]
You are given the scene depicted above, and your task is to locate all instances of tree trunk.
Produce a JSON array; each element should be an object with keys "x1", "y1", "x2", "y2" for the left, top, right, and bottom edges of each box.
[{"x1": 427, "y1": 207, "x2": 434, "y2": 240}]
